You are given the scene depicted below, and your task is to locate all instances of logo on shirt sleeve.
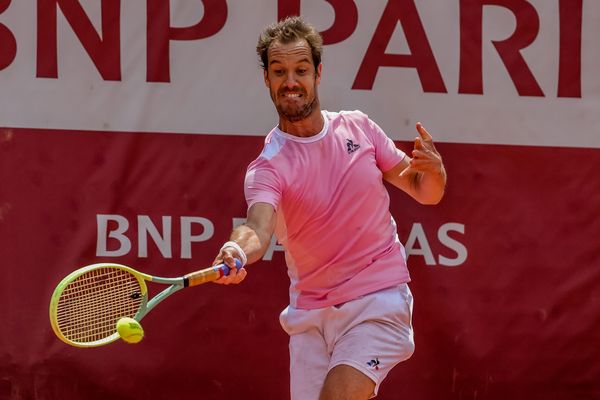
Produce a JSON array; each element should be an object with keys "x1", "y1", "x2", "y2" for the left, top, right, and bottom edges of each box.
[{"x1": 346, "y1": 139, "x2": 360, "y2": 154}]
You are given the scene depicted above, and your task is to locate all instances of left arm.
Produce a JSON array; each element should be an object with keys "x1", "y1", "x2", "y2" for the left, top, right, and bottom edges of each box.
[{"x1": 383, "y1": 123, "x2": 447, "y2": 205}]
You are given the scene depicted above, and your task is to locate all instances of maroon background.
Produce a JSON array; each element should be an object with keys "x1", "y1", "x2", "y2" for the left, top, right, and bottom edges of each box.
[{"x1": 0, "y1": 128, "x2": 599, "y2": 399}]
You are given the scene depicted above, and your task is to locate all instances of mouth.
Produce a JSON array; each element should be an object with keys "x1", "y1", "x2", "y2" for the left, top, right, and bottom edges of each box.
[{"x1": 280, "y1": 90, "x2": 304, "y2": 99}]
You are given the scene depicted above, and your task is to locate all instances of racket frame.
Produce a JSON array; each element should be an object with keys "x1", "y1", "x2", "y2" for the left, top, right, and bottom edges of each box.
[{"x1": 49, "y1": 263, "x2": 209, "y2": 348}]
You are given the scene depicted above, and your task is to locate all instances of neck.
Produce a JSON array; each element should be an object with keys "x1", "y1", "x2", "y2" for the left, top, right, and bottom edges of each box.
[{"x1": 278, "y1": 107, "x2": 324, "y2": 138}]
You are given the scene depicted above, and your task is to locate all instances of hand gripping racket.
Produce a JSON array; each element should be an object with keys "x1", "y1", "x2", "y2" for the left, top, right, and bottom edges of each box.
[{"x1": 49, "y1": 260, "x2": 242, "y2": 348}]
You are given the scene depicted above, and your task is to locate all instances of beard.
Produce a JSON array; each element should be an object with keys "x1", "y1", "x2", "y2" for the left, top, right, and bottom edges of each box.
[{"x1": 272, "y1": 87, "x2": 319, "y2": 123}]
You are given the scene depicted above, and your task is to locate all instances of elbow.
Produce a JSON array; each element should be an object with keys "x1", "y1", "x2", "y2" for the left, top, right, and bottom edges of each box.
[
  {"x1": 417, "y1": 190, "x2": 445, "y2": 205},
  {"x1": 419, "y1": 198, "x2": 441, "y2": 206}
]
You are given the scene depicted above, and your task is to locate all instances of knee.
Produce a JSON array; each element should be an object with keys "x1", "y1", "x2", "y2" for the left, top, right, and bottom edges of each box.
[{"x1": 320, "y1": 365, "x2": 375, "y2": 400}]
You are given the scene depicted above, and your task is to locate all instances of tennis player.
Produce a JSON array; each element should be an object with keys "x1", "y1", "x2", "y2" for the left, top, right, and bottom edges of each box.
[{"x1": 213, "y1": 16, "x2": 447, "y2": 400}]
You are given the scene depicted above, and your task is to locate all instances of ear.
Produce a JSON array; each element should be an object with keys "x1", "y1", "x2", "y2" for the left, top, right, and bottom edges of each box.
[
  {"x1": 316, "y1": 63, "x2": 323, "y2": 85},
  {"x1": 263, "y1": 69, "x2": 270, "y2": 88}
]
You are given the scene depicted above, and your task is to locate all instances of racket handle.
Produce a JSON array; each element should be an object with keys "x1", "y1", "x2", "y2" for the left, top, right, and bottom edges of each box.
[
  {"x1": 218, "y1": 258, "x2": 243, "y2": 276},
  {"x1": 185, "y1": 259, "x2": 243, "y2": 287}
]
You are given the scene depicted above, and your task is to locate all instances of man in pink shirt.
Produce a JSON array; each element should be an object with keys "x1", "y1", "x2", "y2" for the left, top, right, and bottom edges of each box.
[{"x1": 213, "y1": 16, "x2": 447, "y2": 400}]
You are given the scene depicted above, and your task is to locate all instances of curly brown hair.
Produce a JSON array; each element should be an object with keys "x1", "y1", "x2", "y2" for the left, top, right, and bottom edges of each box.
[{"x1": 256, "y1": 16, "x2": 323, "y2": 70}]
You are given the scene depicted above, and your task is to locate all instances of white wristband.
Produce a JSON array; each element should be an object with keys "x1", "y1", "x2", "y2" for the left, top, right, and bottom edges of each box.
[{"x1": 220, "y1": 241, "x2": 247, "y2": 267}]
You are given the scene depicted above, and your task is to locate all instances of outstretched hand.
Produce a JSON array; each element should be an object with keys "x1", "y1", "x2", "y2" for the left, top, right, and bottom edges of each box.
[{"x1": 400, "y1": 122, "x2": 444, "y2": 178}]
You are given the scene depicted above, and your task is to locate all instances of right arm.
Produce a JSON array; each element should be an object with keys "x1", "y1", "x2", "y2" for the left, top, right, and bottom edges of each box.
[{"x1": 212, "y1": 202, "x2": 276, "y2": 284}]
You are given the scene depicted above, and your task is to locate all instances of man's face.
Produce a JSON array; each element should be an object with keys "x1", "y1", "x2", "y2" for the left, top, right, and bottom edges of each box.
[{"x1": 264, "y1": 39, "x2": 322, "y2": 123}]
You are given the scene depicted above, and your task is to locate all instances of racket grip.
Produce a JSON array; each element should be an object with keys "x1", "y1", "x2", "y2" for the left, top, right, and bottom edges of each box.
[
  {"x1": 218, "y1": 258, "x2": 243, "y2": 276},
  {"x1": 185, "y1": 259, "x2": 243, "y2": 287}
]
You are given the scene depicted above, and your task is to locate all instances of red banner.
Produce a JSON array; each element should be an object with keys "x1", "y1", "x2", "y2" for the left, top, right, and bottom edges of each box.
[{"x1": 1, "y1": 128, "x2": 598, "y2": 399}]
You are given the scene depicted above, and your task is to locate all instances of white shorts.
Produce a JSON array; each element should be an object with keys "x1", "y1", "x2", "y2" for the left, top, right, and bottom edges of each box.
[{"x1": 279, "y1": 284, "x2": 415, "y2": 399}]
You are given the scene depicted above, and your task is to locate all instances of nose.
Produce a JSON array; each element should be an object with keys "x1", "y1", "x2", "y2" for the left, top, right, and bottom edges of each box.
[{"x1": 283, "y1": 72, "x2": 298, "y2": 89}]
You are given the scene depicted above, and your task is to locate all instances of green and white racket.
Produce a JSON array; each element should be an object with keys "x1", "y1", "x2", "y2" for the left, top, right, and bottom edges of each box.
[{"x1": 49, "y1": 260, "x2": 242, "y2": 348}]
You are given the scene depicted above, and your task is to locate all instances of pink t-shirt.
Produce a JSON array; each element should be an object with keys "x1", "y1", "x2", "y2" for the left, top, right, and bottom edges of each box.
[{"x1": 245, "y1": 110, "x2": 410, "y2": 309}]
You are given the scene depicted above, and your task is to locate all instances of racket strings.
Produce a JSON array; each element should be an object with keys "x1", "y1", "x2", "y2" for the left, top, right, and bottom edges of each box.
[{"x1": 56, "y1": 267, "x2": 143, "y2": 344}]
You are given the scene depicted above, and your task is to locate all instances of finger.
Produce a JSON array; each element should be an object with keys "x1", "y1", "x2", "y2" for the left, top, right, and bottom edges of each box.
[
  {"x1": 220, "y1": 267, "x2": 247, "y2": 285},
  {"x1": 223, "y1": 254, "x2": 239, "y2": 273},
  {"x1": 414, "y1": 136, "x2": 424, "y2": 150},
  {"x1": 213, "y1": 275, "x2": 229, "y2": 285},
  {"x1": 408, "y1": 158, "x2": 442, "y2": 171},
  {"x1": 411, "y1": 149, "x2": 430, "y2": 159},
  {"x1": 215, "y1": 272, "x2": 237, "y2": 285},
  {"x1": 218, "y1": 247, "x2": 242, "y2": 270},
  {"x1": 232, "y1": 268, "x2": 247, "y2": 284},
  {"x1": 223, "y1": 256, "x2": 238, "y2": 271},
  {"x1": 213, "y1": 249, "x2": 243, "y2": 284},
  {"x1": 211, "y1": 257, "x2": 228, "y2": 284},
  {"x1": 416, "y1": 122, "x2": 433, "y2": 141},
  {"x1": 416, "y1": 122, "x2": 440, "y2": 153},
  {"x1": 214, "y1": 263, "x2": 236, "y2": 284},
  {"x1": 412, "y1": 149, "x2": 442, "y2": 162}
]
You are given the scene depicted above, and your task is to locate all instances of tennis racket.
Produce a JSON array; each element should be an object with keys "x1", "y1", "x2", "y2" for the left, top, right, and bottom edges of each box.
[{"x1": 49, "y1": 259, "x2": 242, "y2": 348}]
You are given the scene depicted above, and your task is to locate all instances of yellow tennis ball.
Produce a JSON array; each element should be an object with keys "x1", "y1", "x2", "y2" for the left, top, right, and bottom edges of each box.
[{"x1": 116, "y1": 317, "x2": 144, "y2": 344}]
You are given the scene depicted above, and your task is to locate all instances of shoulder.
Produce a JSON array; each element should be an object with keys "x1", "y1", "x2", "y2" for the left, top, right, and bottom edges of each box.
[
  {"x1": 324, "y1": 109, "x2": 369, "y2": 123},
  {"x1": 324, "y1": 110, "x2": 378, "y2": 142},
  {"x1": 324, "y1": 110, "x2": 372, "y2": 134},
  {"x1": 252, "y1": 128, "x2": 288, "y2": 163},
  {"x1": 245, "y1": 155, "x2": 281, "y2": 188},
  {"x1": 246, "y1": 129, "x2": 291, "y2": 178}
]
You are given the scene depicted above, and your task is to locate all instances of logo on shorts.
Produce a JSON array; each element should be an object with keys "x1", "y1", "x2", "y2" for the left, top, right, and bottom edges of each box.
[
  {"x1": 367, "y1": 358, "x2": 380, "y2": 370},
  {"x1": 346, "y1": 139, "x2": 360, "y2": 154}
]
